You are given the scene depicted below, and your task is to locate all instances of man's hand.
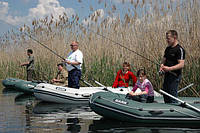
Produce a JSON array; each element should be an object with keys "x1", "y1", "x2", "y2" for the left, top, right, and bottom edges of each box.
[
  {"x1": 66, "y1": 60, "x2": 71, "y2": 65},
  {"x1": 160, "y1": 64, "x2": 171, "y2": 72},
  {"x1": 162, "y1": 66, "x2": 172, "y2": 72}
]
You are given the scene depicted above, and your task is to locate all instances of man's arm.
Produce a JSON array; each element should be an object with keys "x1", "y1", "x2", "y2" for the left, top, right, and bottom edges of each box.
[
  {"x1": 20, "y1": 61, "x2": 29, "y2": 66},
  {"x1": 168, "y1": 60, "x2": 184, "y2": 71},
  {"x1": 161, "y1": 59, "x2": 184, "y2": 72},
  {"x1": 21, "y1": 56, "x2": 34, "y2": 66},
  {"x1": 65, "y1": 61, "x2": 81, "y2": 65}
]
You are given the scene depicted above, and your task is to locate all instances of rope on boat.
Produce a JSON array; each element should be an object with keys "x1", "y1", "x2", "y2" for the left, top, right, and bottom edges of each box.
[{"x1": 93, "y1": 96, "x2": 200, "y2": 119}]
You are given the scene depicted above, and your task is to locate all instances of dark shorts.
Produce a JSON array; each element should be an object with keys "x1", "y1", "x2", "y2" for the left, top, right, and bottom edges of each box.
[
  {"x1": 68, "y1": 69, "x2": 81, "y2": 89},
  {"x1": 163, "y1": 73, "x2": 181, "y2": 103}
]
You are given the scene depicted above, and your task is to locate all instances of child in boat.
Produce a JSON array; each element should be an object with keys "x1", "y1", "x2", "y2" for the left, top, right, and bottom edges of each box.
[
  {"x1": 112, "y1": 62, "x2": 137, "y2": 88},
  {"x1": 128, "y1": 68, "x2": 154, "y2": 103}
]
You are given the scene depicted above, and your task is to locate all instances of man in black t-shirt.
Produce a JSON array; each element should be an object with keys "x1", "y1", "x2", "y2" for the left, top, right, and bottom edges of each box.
[{"x1": 160, "y1": 30, "x2": 185, "y2": 103}]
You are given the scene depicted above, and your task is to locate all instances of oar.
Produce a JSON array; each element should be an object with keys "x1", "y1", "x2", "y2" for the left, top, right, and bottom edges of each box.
[
  {"x1": 159, "y1": 89, "x2": 200, "y2": 113},
  {"x1": 89, "y1": 79, "x2": 126, "y2": 97},
  {"x1": 178, "y1": 83, "x2": 194, "y2": 93},
  {"x1": 155, "y1": 84, "x2": 194, "y2": 97},
  {"x1": 80, "y1": 79, "x2": 93, "y2": 87},
  {"x1": 88, "y1": 78, "x2": 110, "y2": 91},
  {"x1": 91, "y1": 79, "x2": 106, "y2": 88}
]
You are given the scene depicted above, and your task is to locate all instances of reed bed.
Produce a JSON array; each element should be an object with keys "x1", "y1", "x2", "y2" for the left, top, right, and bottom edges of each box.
[{"x1": 0, "y1": 0, "x2": 200, "y2": 96}]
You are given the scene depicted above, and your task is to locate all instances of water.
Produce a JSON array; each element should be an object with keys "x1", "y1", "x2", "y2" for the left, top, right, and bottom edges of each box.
[{"x1": 1, "y1": 87, "x2": 200, "y2": 133}]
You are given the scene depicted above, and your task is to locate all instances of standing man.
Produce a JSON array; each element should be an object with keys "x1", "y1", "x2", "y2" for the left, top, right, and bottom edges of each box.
[
  {"x1": 160, "y1": 30, "x2": 185, "y2": 103},
  {"x1": 64, "y1": 41, "x2": 83, "y2": 89},
  {"x1": 21, "y1": 49, "x2": 35, "y2": 81},
  {"x1": 51, "y1": 63, "x2": 68, "y2": 86}
]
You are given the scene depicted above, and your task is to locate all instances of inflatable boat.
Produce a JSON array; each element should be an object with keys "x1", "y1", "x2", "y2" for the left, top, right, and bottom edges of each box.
[
  {"x1": 89, "y1": 91, "x2": 200, "y2": 125},
  {"x1": 34, "y1": 83, "x2": 107, "y2": 104},
  {"x1": 33, "y1": 83, "x2": 147, "y2": 104},
  {"x1": 2, "y1": 78, "x2": 38, "y2": 94}
]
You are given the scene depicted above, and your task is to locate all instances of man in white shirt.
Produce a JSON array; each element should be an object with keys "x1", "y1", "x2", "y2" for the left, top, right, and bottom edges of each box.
[{"x1": 64, "y1": 41, "x2": 83, "y2": 89}]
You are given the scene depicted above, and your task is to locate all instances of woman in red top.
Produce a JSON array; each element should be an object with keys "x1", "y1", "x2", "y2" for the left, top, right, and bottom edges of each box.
[{"x1": 112, "y1": 62, "x2": 137, "y2": 88}]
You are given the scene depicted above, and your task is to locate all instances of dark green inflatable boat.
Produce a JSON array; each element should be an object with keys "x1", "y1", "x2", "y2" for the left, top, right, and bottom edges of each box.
[
  {"x1": 2, "y1": 78, "x2": 38, "y2": 94},
  {"x1": 89, "y1": 91, "x2": 200, "y2": 126}
]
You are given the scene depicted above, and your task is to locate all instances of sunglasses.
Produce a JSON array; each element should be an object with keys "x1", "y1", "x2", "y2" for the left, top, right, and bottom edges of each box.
[{"x1": 70, "y1": 44, "x2": 78, "y2": 47}]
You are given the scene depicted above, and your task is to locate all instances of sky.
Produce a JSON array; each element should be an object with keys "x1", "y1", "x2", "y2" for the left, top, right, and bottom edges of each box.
[{"x1": 0, "y1": 0, "x2": 135, "y2": 36}]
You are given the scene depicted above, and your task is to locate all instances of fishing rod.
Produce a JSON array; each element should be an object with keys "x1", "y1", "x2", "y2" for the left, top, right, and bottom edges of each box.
[
  {"x1": 78, "y1": 24, "x2": 180, "y2": 77},
  {"x1": 79, "y1": 24, "x2": 160, "y2": 66},
  {"x1": 0, "y1": 20, "x2": 65, "y2": 60},
  {"x1": 0, "y1": 18, "x2": 194, "y2": 94},
  {"x1": 77, "y1": 0, "x2": 188, "y2": 67},
  {"x1": 1, "y1": 20, "x2": 84, "y2": 71},
  {"x1": 0, "y1": 19, "x2": 168, "y2": 72},
  {"x1": 78, "y1": 20, "x2": 200, "y2": 97},
  {"x1": 23, "y1": 32, "x2": 65, "y2": 60},
  {"x1": 0, "y1": 20, "x2": 94, "y2": 85}
]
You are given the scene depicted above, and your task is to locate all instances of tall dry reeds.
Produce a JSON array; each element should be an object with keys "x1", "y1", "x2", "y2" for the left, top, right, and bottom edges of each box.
[{"x1": 0, "y1": 0, "x2": 200, "y2": 96}]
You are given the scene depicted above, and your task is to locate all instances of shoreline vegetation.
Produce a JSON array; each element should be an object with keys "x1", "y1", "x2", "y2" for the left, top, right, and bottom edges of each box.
[{"x1": 0, "y1": 1, "x2": 200, "y2": 96}]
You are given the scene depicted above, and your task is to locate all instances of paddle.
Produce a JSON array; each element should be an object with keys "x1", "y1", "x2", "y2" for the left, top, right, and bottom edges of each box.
[
  {"x1": 178, "y1": 83, "x2": 194, "y2": 93},
  {"x1": 89, "y1": 78, "x2": 130, "y2": 95},
  {"x1": 91, "y1": 79, "x2": 106, "y2": 88},
  {"x1": 80, "y1": 79, "x2": 93, "y2": 87},
  {"x1": 88, "y1": 78, "x2": 110, "y2": 91},
  {"x1": 159, "y1": 89, "x2": 200, "y2": 113}
]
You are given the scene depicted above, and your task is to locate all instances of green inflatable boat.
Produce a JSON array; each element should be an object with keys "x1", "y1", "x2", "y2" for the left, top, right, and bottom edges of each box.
[
  {"x1": 2, "y1": 78, "x2": 39, "y2": 94},
  {"x1": 89, "y1": 91, "x2": 200, "y2": 126}
]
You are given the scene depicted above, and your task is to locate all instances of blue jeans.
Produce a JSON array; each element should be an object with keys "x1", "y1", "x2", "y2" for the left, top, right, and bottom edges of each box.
[
  {"x1": 68, "y1": 69, "x2": 81, "y2": 89},
  {"x1": 163, "y1": 73, "x2": 181, "y2": 103}
]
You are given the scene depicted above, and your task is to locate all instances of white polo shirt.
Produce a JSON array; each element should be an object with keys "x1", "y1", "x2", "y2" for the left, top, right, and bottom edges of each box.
[{"x1": 65, "y1": 49, "x2": 83, "y2": 71}]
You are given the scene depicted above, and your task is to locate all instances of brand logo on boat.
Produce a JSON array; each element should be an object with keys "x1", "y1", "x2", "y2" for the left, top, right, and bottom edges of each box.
[
  {"x1": 56, "y1": 87, "x2": 66, "y2": 91},
  {"x1": 114, "y1": 99, "x2": 128, "y2": 105},
  {"x1": 27, "y1": 84, "x2": 35, "y2": 87}
]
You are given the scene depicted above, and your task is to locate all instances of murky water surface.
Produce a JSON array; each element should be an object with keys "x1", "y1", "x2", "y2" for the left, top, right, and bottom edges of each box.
[{"x1": 1, "y1": 87, "x2": 200, "y2": 133}]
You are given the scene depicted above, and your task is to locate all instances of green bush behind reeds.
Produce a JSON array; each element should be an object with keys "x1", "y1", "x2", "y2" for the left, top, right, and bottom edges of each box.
[{"x1": 0, "y1": 0, "x2": 200, "y2": 96}]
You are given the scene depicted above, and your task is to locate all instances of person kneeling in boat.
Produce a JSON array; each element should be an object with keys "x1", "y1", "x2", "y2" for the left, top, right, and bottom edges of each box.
[
  {"x1": 112, "y1": 62, "x2": 137, "y2": 88},
  {"x1": 127, "y1": 68, "x2": 154, "y2": 103},
  {"x1": 51, "y1": 63, "x2": 68, "y2": 86}
]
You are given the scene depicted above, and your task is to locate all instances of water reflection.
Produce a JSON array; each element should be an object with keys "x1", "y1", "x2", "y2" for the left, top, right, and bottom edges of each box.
[
  {"x1": 1, "y1": 87, "x2": 200, "y2": 133},
  {"x1": 2, "y1": 87, "x2": 22, "y2": 95},
  {"x1": 89, "y1": 118, "x2": 200, "y2": 133},
  {"x1": 32, "y1": 101, "x2": 98, "y2": 132},
  {"x1": 33, "y1": 101, "x2": 87, "y2": 114},
  {"x1": 14, "y1": 93, "x2": 36, "y2": 105}
]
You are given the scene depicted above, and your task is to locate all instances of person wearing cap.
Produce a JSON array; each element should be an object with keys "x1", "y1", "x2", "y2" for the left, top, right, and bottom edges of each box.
[
  {"x1": 51, "y1": 63, "x2": 68, "y2": 86},
  {"x1": 64, "y1": 41, "x2": 83, "y2": 89}
]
